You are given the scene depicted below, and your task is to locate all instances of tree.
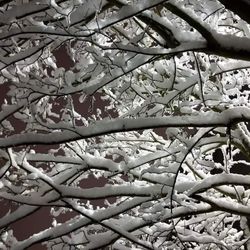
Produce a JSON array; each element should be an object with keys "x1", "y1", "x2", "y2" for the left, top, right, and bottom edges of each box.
[{"x1": 1, "y1": 0, "x2": 250, "y2": 249}]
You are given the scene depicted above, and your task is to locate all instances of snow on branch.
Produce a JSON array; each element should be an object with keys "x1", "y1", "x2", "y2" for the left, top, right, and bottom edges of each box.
[
  {"x1": 0, "y1": 107, "x2": 250, "y2": 148},
  {"x1": 2, "y1": 0, "x2": 250, "y2": 249}
]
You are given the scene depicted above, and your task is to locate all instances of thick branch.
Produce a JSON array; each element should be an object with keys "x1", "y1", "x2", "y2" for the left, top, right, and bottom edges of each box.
[
  {"x1": 187, "y1": 173, "x2": 250, "y2": 196},
  {"x1": 193, "y1": 194, "x2": 250, "y2": 217},
  {"x1": 0, "y1": 107, "x2": 250, "y2": 148}
]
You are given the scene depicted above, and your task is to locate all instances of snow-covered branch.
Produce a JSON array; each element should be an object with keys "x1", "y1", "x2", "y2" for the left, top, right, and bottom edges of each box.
[{"x1": 1, "y1": 0, "x2": 250, "y2": 249}]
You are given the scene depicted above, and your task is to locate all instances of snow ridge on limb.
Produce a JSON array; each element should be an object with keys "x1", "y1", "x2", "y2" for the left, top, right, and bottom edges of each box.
[{"x1": 0, "y1": 107, "x2": 250, "y2": 148}]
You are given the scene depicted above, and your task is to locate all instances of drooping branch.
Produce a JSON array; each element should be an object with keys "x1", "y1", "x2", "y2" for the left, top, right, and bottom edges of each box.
[{"x1": 187, "y1": 173, "x2": 250, "y2": 196}]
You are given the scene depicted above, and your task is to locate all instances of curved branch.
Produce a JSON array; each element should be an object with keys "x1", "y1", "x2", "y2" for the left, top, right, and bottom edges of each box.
[
  {"x1": 1, "y1": 107, "x2": 250, "y2": 148},
  {"x1": 187, "y1": 173, "x2": 250, "y2": 196}
]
